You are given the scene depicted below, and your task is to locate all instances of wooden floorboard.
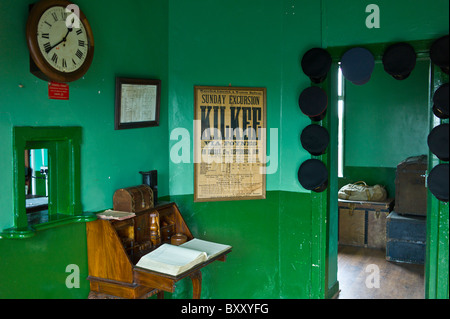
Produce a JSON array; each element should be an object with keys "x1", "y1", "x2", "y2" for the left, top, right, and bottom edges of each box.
[{"x1": 337, "y1": 245, "x2": 424, "y2": 299}]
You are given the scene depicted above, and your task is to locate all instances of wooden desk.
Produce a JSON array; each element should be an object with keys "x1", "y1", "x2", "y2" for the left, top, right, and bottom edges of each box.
[{"x1": 86, "y1": 202, "x2": 231, "y2": 299}]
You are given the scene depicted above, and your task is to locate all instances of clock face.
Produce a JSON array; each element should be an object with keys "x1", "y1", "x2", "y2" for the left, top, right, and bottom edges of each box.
[{"x1": 36, "y1": 6, "x2": 89, "y2": 73}]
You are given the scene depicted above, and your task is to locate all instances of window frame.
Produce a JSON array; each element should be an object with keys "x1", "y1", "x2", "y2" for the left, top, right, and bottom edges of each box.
[{"x1": 0, "y1": 126, "x2": 95, "y2": 239}]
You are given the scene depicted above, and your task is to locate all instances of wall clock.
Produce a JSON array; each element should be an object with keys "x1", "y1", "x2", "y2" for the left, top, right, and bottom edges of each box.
[{"x1": 26, "y1": 0, "x2": 94, "y2": 82}]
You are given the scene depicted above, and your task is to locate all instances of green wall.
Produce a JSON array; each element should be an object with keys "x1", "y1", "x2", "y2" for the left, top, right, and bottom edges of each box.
[
  {"x1": 345, "y1": 61, "x2": 430, "y2": 168},
  {"x1": 0, "y1": 0, "x2": 448, "y2": 299},
  {"x1": 0, "y1": 0, "x2": 169, "y2": 298},
  {"x1": 166, "y1": 0, "x2": 322, "y2": 298},
  {"x1": 163, "y1": 191, "x2": 313, "y2": 299},
  {"x1": 167, "y1": 0, "x2": 323, "y2": 195},
  {"x1": 322, "y1": 0, "x2": 449, "y2": 47}
]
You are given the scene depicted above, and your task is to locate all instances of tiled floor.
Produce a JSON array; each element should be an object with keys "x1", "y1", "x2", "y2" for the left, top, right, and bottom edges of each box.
[{"x1": 336, "y1": 245, "x2": 424, "y2": 299}]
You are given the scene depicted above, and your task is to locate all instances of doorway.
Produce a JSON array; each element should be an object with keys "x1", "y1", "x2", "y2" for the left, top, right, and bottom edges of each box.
[
  {"x1": 319, "y1": 39, "x2": 448, "y2": 299},
  {"x1": 336, "y1": 57, "x2": 429, "y2": 299}
]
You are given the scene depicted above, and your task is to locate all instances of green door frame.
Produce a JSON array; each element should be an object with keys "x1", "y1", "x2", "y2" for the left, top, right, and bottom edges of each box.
[
  {"x1": 311, "y1": 39, "x2": 449, "y2": 299},
  {"x1": 425, "y1": 66, "x2": 449, "y2": 299}
]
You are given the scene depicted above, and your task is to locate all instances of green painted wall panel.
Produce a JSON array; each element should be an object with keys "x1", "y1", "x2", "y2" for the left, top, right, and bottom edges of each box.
[
  {"x1": 345, "y1": 61, "x2": 430, "y2": 168},
  {"x1": 167, "y1": 0, "x2": 324, "y2": 196},
  {"x1": 425, "y1": 68, "x2": 449, "y2": 299},
  {"x1": 339, "y1": 167, "x2": 397, "y2": 198},
  {"x1": 165, "y1": 1, "x2": 322, "y2": 298},
  {"x1": 323, "y1": 0, "x2": 449, "y2": 47},
  {"x1": 168, "y1": 192, "x2": 281, "y2": 298},
  {"x1": 278, "y1": 191, "x2": 312, "y2": 298},
  {"x1": 279, "y1": 0, "x2": 323, "y2": 193},
  {"x1": 168, "y1": 0, "x2": 286, "y2": 195},
  {"x1": 0, "y1": 223, "x2": 89, "y2": 298},
  {"x1": 169, "y1": 191, "x2": 313, "y2": 299}
]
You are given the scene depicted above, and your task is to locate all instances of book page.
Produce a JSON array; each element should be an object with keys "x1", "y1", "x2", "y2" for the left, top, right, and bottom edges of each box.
[
  {"x1": 96, "y1": 210, "x2": 135, "y2": 220},
  {"x1": 135, "y1": 244, "x2": 207, "y2": 276},
  {"x1": 180, "y1": 238, "x2": 231, "y2": 260}
]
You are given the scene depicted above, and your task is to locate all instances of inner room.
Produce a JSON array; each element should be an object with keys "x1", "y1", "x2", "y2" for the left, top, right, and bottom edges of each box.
[{"x1": 336, "y1": 57, "x2": 431, "y2": 299}]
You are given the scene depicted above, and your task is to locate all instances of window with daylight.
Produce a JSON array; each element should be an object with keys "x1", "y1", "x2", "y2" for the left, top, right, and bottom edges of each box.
[{"x1": 337, "y1": 63, "x2": 345, "y2": 178}]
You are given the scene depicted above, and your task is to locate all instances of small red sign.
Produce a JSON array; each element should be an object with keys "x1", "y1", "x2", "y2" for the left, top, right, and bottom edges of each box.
[{"x1": 48, "y1": 82, "x2": 69, "y2": 100}]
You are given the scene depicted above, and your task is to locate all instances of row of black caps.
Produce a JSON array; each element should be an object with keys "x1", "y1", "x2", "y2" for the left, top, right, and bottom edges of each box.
[
  {"x1": 297, "y1": 47, "x2": 330, "y2": 192},
  {"x1": 299, "y1": 36, "x2": 449, "y2": 118},
  {"x1": 427, "y1": 36, "x2": 449, "y2": 202},
  {"x1": 427, "y1": 35, "x2": 448, "y2": 202},
  {"x1": 298, "y1": 36, "x2": 448, "y2": 200}
]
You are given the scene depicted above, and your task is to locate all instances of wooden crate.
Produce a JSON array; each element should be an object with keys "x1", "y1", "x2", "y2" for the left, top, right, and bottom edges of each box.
[
  {"x1": 338, "y1": 199, "x2": 394, "y2": 249},
  {"x1": 367, "y1": 209, "x2": 390, "y2": 249},
  {"x1": 338, "y1": 201, "x2": 366, "y2": 246}
]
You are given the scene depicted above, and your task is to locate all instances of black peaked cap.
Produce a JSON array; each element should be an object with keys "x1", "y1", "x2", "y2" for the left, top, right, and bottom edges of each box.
[
  {"x1": 382, "y1": 42, "x2": 417, "y2": 80},
  {"x1": 301, "y1": 124, "x2": 330, "y2": 156},
  {"x1": 301, "y1": 48, "x2": 332, "y2": 84},
  {"x1": 298, "y1": 159, "x2": 328, "y2": 193},
  {"x1": 298, "y1": 86, "x2": 328, "y2": 118},
  {"x1": 428, "y1": 123, "x2": 449, "y2": 161},
  {"x1": 430, "y1": 35, "x2": 449, "y2": 74},
  {"x1": 428, "y1": 164, "x2": 449, "y2": 202},
  {"x1": 433, "y1": 83, "x2": 449, "y2": 119}
]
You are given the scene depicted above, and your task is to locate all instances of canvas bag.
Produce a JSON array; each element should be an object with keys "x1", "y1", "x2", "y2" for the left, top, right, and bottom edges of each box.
[{"x1": 338, "y1": 181, "x2": 387, "y2": 201}]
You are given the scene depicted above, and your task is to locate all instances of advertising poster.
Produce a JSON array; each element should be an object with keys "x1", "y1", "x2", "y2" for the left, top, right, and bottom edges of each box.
[{"x1": 194, "y1": 86, "x2": 266, "y2": 202}]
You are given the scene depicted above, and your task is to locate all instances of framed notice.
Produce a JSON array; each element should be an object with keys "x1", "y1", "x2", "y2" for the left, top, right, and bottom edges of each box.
[
  {"x1": 194, "y1": 86, "x2": 266, "y2": 202},
  {"x1": 115, "y1": 77, "x2": 161, "y2": 130}
]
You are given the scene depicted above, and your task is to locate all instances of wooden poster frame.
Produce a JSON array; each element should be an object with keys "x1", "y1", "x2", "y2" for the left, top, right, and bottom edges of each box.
[{"x1": 194, "y1": 86, "x2": 267, "y2": 202}]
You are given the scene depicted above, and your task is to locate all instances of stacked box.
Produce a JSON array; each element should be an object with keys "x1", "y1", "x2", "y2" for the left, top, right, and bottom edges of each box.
[
  {"x1": 394, "y1": 155, "x2": 428, "y2": 216},
  {"x1": 386, "y1": 211, "x2": 426, "y2": 264},
  {"x1": 338, "y1": 199, "x2": 394, "y2": 249}
]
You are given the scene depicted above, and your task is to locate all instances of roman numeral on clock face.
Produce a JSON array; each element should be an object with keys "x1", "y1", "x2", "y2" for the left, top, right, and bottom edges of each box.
[
  {"x1": 51, "y1": 53, "x2": 58, "y2": 64},
  {"x1": 62, "y1": 58, "x2": 67, "y2": 68},
  {"x1": 44, "y1": 42, "x2": 52, "y2": 53},
  {"x1": 41, "y1": 33, "x2": 49, "y2": 39},
  {"x1": 76, "y1": 49, "x2": 83, "y2": 59}
]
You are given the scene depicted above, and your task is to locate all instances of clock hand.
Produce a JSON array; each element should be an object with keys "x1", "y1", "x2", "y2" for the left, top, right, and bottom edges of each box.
[
  {"x1": 46, "y1": 39, "x2": 64, "y2": 53},
  {"x1": 45, "y1": 28, "x2": 73, "y2": 54}
]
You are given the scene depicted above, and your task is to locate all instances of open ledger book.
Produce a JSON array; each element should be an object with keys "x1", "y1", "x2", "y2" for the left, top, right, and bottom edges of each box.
[{"x1": 135, "y1": 238, "x2": 231, "y2": 276}]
